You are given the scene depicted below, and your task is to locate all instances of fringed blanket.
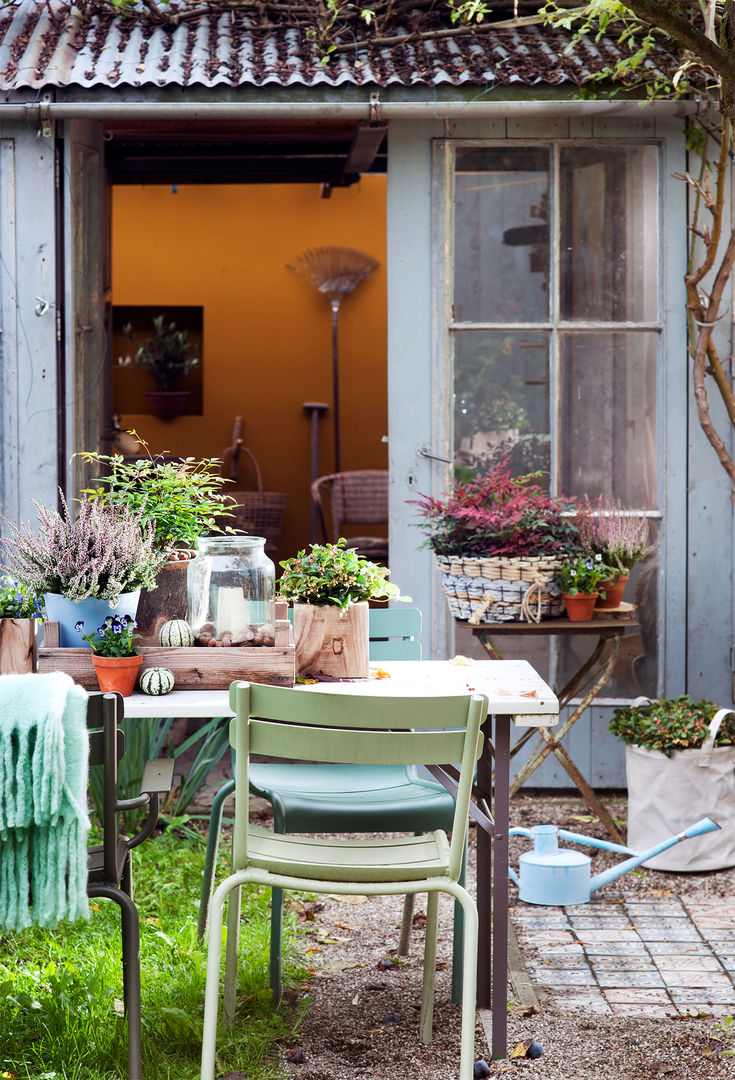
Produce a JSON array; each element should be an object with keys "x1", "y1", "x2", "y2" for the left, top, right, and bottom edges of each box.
[{"x1": 0, "y1": 672, "x2": 89, "y2": 930}]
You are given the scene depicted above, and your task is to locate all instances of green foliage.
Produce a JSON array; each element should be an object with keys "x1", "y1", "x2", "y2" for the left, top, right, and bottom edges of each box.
[
  {"x1": 277, "y1": 538, "x2": 409, "y2": 612},
  {"x1": 0, "y1": 830, "x2": 305, "y2": 1079},
  {"x1": 77, "y1": 613, "x2": 141, "y2": 657},
  {"x1": 121, "y1": 314, "x2": 198, "y2": 391},
  {"x1": 79, "y1": 442, "x2": 235, "y2": 554},
  {"x1": 609, "y1": 695, "x2": 735, "y2": 756},
  {"x1": 555, "y1": 552, "x2": 612, "y2": 596},
  {"x1": 0, "y1": 574, "x2": 44, "y2": 619}
]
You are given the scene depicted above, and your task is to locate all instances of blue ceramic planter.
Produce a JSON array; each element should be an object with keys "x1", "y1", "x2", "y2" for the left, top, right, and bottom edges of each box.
[{"x1": 43, "y1": 591, "x2": 141, "y2": 647}]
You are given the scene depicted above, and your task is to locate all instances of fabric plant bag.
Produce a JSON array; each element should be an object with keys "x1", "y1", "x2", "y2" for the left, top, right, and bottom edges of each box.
[{"x1": 625, "y1": 707, "x2": 735, "y2": 871}]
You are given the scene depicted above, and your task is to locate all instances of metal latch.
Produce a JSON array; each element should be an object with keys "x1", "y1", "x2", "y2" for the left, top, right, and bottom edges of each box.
[{"x1": 417, "y1": 444, "x2": 452, "y2": 464}]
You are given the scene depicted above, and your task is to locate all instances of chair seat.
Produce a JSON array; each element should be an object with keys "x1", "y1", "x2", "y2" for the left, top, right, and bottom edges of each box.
[
  {"x1": 87, "y1": 837, "x2": 130, "y2": 883},
  {"x1": 249, "y1": 763, "x2": 456, "y2": 832},
  {"x1": 246, "y1": 825, "x2": 451, "y2": 883}
]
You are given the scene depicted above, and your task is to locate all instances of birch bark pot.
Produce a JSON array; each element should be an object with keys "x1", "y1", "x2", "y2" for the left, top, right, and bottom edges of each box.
[{"x1": 293, "y1": 601, "x2": 369, "y2": 678}]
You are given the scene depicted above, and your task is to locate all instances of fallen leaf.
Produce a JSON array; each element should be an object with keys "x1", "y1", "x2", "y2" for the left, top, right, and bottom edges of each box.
[
  {"x1": 521, "y1": 690, "x2": 538, "y2": 698},
  {"x1": 328, "y1": 894, "x2": 368, "y2": 904},
  {"x1": 335, "y1": 922, "x2": 361, "y2": 931},
  {"x1": 286, "y1": 1048, "x2": 306, "y2": 1064},
  {"x1": 450, "y1": 655, "x2": 476, "y2": 665},
  {"x1": 352, "y1": 993, "x2": 360, "y2": 1005},
  {"x1": 511, "y1": 1041, "x2": 530, "y2": 1059},
  {"x1": 371, "y1": 667, "x2": 391, "y2": 679}
]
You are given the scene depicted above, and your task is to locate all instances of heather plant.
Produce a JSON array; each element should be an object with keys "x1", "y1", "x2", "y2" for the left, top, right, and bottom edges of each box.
[
  {"x1": 1, "y1": 493, "x2": 164, "y2": 603},
  {"x1": 609, "y1": 695, "x2": 735, "y2": 756},
  {"x1": 411, "y1": 462, "x2": 580, "y2": 558},
  {"x1": 576, "y1": 496, "x2": 654, "y2": 574}
]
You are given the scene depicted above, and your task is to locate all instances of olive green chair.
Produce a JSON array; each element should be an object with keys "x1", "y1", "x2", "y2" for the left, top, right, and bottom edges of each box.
[{"x1": 200, "y1": 681, "x2": 485, "y2": 1080}]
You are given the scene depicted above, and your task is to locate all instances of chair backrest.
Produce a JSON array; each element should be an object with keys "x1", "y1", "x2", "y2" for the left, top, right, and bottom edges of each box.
[
  {"x1": 229, "y1": 681, "x2": 486, "y2": 881},
  {"x1": 311, "y1": 470, "x2": 388, "y2": 541},
  {"x1": 285, "y1": 605, "x2": 422, "y2": 661}
]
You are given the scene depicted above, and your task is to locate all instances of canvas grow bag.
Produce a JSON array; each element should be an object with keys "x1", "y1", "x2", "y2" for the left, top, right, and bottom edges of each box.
[{"x1": 626, "y1": 707, "x2": 735, "y2": 871}]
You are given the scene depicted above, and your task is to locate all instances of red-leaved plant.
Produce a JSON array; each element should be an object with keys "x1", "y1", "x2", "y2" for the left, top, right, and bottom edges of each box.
[{"x1": 411, "y1": 463, "x2": 580, "y2": 558}]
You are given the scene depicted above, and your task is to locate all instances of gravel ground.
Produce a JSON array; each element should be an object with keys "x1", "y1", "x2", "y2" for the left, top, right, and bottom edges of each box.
[{"x1": 265, "y1": 792, "x2": 735, "y2": 1080}]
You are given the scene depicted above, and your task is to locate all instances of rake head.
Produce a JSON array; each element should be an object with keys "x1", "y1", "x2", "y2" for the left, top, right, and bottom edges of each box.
[{"x1": 288, "y1": 246, "x2": 379, "y2": 305}]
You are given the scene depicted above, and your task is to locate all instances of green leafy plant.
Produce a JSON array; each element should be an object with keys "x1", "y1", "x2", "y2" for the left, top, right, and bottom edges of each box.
[
  {"x1": 555, "y1": 552, "x2": 612, "y2": 597},
  {"x1": 411, "y1": 462, "x2": 580, "y2": 558},
  {"x1": 0, "y1": 493, "x2": 164, "y2": 603},
  {"x1": 576, "y1": 496, "x2": 655, "y2": 575},
  {"x1": 277, "y1": 538, "x2": 409, "y2": 613},
  {"x1": 0, "y1": 573, "x2": 44, "y2": 619},
  {"x1": 79, "y1": 441, "x2": 235, "y2": 554},
  {"x1": 608, "y1": 695, "x2": 735, "y2": 756},
  {"x1": 76, "y1": 614, "x2": 140, "y2": 657},
  {"x1": 120, "y1": 313, "x2": 198, "y2": 390}
]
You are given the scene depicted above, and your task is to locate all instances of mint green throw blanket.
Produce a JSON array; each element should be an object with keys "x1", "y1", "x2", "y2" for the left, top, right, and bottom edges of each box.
[{"x1": 0, "y1": 672, "x2": 90, "y2": 930}]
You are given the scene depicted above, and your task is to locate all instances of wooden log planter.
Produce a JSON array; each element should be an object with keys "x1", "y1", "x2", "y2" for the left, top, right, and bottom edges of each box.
[{"x1": 38, "y1": 615, "x2": 295, "y2": 690}]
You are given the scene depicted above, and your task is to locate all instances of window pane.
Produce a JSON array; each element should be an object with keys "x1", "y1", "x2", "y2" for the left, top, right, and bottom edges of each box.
[
  {"x1": 454, "y1": 330, "x2": 550, "y2": 479},
  {"x1": 454, "y1": 148, "x2": 549, "y2": 323},
  {"x1": 560, "y1": 146, "x2": 659, "y2": 322},
  {"x1": 559, "y1": 331, "x2": 657, "y2": 508}
]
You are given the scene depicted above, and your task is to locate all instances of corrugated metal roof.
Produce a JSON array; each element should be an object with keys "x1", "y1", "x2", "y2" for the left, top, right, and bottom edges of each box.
[{"x1": 0, "y1": 0, "x2": 672, "y2": 92}]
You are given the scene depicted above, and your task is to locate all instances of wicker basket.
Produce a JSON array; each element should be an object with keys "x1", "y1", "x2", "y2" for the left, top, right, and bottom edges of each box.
[
  {"x1": 230, "y1": 490, "x2": 288, "y2": 558},
  {"x1": 435, "y1": 554, "x2": 564, "y2": 624}
]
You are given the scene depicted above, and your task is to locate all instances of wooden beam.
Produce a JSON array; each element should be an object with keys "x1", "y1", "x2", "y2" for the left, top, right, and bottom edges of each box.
[{"x1": 343, "y1": 122, "x2": 388, "y2": 177}]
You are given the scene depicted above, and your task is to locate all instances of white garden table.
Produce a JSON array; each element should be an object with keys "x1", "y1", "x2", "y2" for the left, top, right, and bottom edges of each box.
[{"x1": 125, "y1": 658, "x2": 558, "y2": 1059}]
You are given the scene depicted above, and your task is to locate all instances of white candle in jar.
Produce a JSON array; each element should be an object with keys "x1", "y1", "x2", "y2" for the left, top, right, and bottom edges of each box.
[{"x1": 216, "y1": 586, "x2": 248, "y2": 638}]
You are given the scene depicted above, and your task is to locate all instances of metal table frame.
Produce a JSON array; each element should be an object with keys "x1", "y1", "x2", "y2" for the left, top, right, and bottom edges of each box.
[{"x1": 470, "y1": 616, "x2": 637, "y2": 845}]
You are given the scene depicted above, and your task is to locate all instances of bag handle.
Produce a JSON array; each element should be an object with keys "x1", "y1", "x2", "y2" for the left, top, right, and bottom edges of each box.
[{"x1": 630, "y1": 698, "x2": 733, "y2": 768}]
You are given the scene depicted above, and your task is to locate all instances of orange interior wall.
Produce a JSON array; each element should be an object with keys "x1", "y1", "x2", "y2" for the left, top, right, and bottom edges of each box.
[{"x1": 111, "y1": 179, "x2": 387, "y2": 560}]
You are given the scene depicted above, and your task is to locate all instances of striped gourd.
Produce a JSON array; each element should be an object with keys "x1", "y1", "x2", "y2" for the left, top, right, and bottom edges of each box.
[
  {"x1": 140, "y1": 667, "x2": 175, "y2": 696},
  {"x1": 159, "y1": 619, "x2": 194, "y2": 648}
]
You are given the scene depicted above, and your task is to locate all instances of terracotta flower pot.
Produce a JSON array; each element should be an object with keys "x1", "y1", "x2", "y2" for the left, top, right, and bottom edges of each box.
[
  {"x1": 91, "y1": 653, "x2": 143, "y2": 696},
  {"x1": 145, "y1": 389, "x2": 190, "y2": 421},
  {"x1": 563, "y1": 592, "x2": 598, "y2": 622},
  {"x1": 595, "y1": 574, "x2": 629, "y2": 610}
]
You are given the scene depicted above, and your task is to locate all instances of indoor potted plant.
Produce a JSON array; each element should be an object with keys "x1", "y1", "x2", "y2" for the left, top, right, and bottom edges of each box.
[
  {"x1": 120, "y1": 313, "x2": 199, "y2": 420},
  {"x1": 78, "y1": 441, "x2": 235, "y2": 644},
  {"x1": 277, "y1": 538, "x2": 409, "y2": 678},
  {"x1": 76, "y1": 613, "x2": 143, "y2": 696},
  {"x1": 0, "y1": 574, "x2": 44, "y2": 673},
  {"x1": 576, "y1": 497, "x2": 654, "y2": 609},
  {"x1": 412, "y1": 462, "x2": 580, "y2": 624},
  {"x1": 609, "y1": 695, "x2": 735, "y2": 870},
  {"x1": 0, "y1": 493, "x2": 163, "y2": 646},
  {"x1": 555, "y1": 552, "x2": 612, "y2": 622}
]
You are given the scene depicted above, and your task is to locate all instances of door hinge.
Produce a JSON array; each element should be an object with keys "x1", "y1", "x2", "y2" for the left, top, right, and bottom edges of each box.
[{"x1": 729, "y1": 644, "x2": 735, "y2": 703}]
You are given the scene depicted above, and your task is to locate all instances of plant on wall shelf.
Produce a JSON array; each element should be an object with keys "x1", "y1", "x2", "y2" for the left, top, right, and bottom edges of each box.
[{"x1": 119, "y1": 314, "x2": 199, "y2": 420}]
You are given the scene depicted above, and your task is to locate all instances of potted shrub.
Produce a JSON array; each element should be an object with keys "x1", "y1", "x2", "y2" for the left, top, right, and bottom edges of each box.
[
  {"x1": 0, "y1": 574, "x2": 44, "y2": 673},
  {"x1": 555, "y1": 552, "x2": 612, "y2": 622},
  {"x1": 277, "y1": 538, "x2": 408, "y2": 678},
  {"x1": 78, "y1": 442, "x2": 235, "y2": 644},
  {"x1": 412, "y1": 462, "x2": 580, "y2": 624},
  {"x1": 76, "y1": 613, "x2": 142, "y2": 696},
  {"x1": 609, "y1": 695, "x2": 735, "y2": 870},
  {"x1": 120, "y1": 314, "x2": 198, "y2": 420},
  {"x1": 576, "y1": 497, "x2": 654, "y2": 609},
  {"x1": 0, "y1": 494, "x2": 163, "y2": 646}
]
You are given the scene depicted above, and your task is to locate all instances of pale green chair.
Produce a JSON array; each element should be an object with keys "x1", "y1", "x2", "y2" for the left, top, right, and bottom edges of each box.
[{"x1": 200, "y1": 681, "x2": 485, "y2": 1080}]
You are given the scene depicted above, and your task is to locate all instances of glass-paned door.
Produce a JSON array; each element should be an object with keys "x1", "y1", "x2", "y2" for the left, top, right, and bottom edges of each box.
[{"x1": 452, "y1": 142, "x2": 660, "y2": 698}]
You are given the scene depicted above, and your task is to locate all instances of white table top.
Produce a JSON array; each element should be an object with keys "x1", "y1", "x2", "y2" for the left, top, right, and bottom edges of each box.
[{"x1": 124, "y1": 658, "x2": 559, "y2": 728}]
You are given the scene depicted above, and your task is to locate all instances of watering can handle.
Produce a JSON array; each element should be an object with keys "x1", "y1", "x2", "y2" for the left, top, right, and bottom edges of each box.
[{"x1": 700, "y1": 707, "x2": 735, "y2": 767}]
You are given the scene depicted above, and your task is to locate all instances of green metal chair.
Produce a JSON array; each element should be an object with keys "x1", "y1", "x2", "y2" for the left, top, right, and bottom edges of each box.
[
  {"x1": 200, "y1": 681, "x2": 484, "y2": 1080},
  {"x1": 197, "y1": 607, "x2": 466, "y2": 1001}
]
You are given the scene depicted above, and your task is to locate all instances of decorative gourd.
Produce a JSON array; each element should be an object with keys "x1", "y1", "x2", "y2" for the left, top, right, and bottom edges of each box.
[
  {"x1": 159, "y1": 619, "x2": 194, "y2": 648},
  {"x1": 140, "y1": 666, "x2": 175, "y2": 696}
]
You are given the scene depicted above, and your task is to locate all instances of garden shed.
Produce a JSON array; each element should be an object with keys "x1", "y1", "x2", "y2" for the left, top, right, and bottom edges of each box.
[{"x1": 0, "y1": 0, "x2": 729, "y2": 787}]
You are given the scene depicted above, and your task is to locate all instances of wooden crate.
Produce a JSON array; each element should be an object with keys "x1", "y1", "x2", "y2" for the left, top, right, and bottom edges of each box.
[{"x1": 38, "y1": 619, "x2": 295, "y2": 690}]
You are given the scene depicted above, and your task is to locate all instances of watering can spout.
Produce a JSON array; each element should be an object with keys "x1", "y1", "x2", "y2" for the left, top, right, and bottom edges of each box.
[{"x1": 589, "y1": 817, "x2": 721, "y2": 893}]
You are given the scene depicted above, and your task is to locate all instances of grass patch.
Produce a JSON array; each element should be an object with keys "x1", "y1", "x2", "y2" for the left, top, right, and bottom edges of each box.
[{"x1": 0, "y1": 826, "x2": 306, "y2": 1080}]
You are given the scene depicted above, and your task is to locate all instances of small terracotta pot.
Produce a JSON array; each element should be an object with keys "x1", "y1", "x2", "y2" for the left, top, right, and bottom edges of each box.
[
  {"x1": 595, "y1": 574, "x2": 629, "y2": 610},
  {"x1": 563, "y1": 592, "x2": 598, "y2": 622},
  {"x1": 91, "y1": 653, "x2": 143, "y2": 696},
  {"x1": 145, "y1": 389, "x2": 190, "y2": 421}
]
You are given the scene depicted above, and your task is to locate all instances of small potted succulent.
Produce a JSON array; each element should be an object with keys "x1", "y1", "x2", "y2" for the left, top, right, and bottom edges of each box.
[
  {"x1": 277, "y1": 538, "x2": 409, "y2": 678},
  {"x1": 120, "y1": 314, "x2": 198, "y2": 420},
  {"x1": 555, "y1": 552, "x2": 612, "y2": 622},
  {"x1": 576, "y1": 497, "x2": 654, "y2": 609},
  {"x1": 0, "y1": 493, "x2": 163, "y2": 646},
  {"x1": 609, "y1": 695, "x2": 735, "y2": 871},
  {"x1": 0, "y1": 573, "x2": 44, "y2": 673},
  {"x1": 77, "y1": 613, "x2": 142, "y2": 696}
]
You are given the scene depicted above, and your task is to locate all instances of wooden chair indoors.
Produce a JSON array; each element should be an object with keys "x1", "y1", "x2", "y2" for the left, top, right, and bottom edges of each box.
[
  {"x1": 199, "y1": 681, "x2": 485, "y2": 1080},
  {"x1": 311, "y1": 469, "x2": 388, "y2": 561}
]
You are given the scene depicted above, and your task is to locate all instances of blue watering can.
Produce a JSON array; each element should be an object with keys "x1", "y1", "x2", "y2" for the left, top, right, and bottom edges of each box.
[{"x1": 508, "y1": 817, "x2": 720, "y2": 906}]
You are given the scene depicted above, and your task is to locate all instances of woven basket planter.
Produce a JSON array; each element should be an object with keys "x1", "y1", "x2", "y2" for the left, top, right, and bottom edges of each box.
[{"x1": 435, "y1": 554, "x2": 564, "y2": 624}]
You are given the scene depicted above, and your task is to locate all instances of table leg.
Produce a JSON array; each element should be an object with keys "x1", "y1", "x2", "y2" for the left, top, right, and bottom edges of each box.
[
  {"x1": 475, "y1": 716, "x2": 492, "y2": 1012},
  {"x1": 491, "y1": 714, "x2": 510, "y2": 1060}
]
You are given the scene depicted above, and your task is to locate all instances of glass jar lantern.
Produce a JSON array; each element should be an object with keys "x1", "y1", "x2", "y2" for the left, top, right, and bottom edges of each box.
[{"x1": 187, "y1": 536, "x2": 275, "y2": 647}]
